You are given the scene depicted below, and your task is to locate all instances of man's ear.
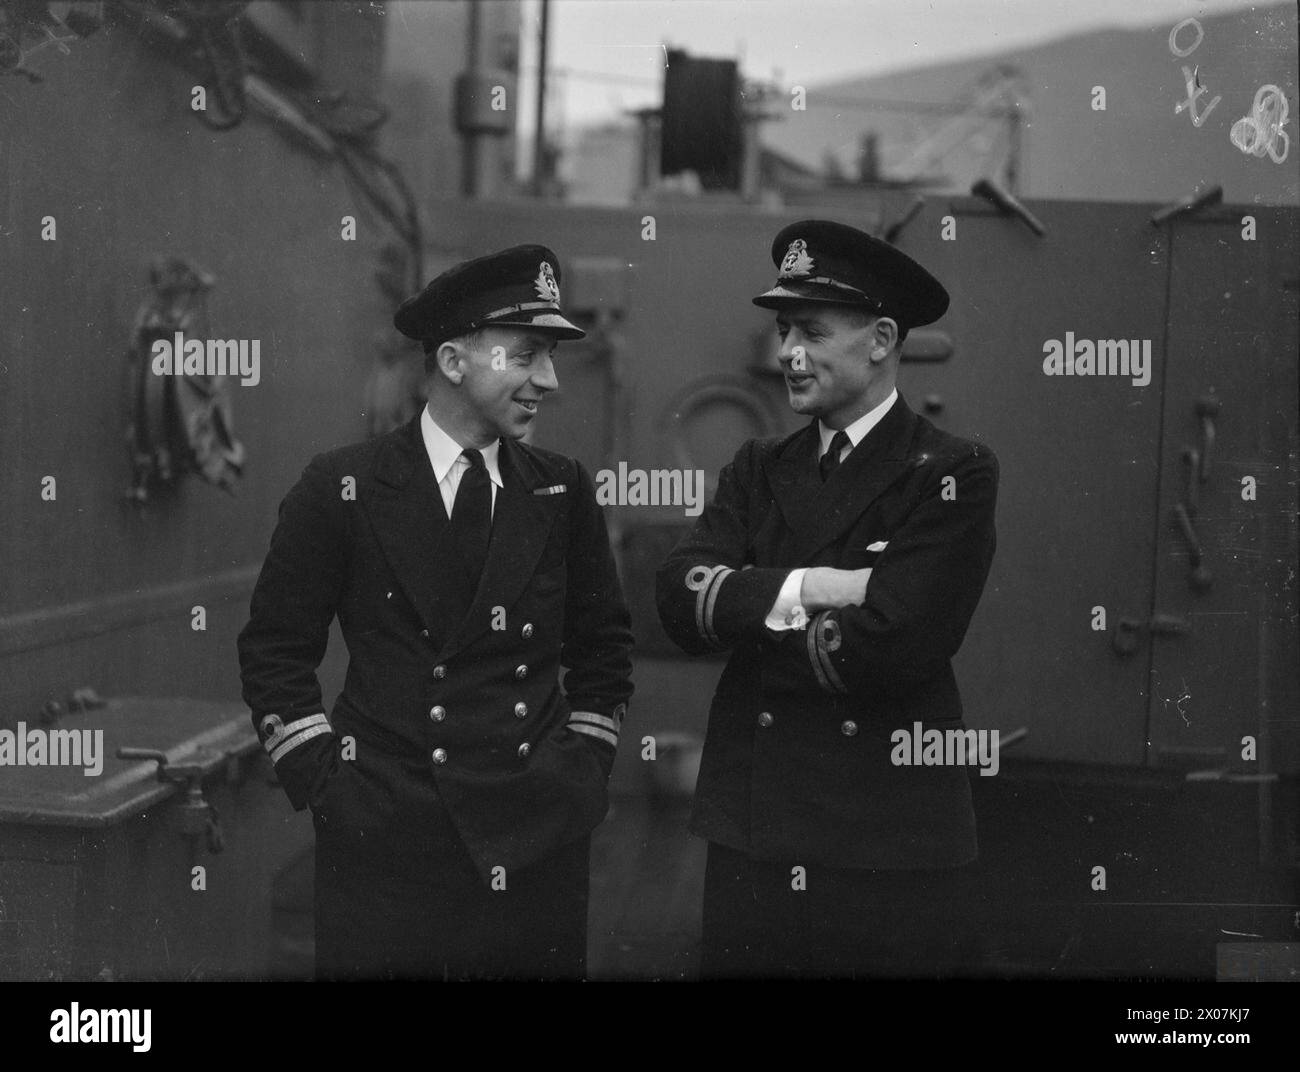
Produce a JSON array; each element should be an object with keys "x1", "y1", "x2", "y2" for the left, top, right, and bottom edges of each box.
[
  {"x1": 869, "y1": 316, "x2": 899, "y2": 361},
  {"x1": 435, "y1": 341, "x2": 465, "y2": 385}
]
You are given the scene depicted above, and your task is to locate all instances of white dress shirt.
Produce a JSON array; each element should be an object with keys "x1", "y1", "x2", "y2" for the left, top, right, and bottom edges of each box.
[
  {"x1": 764, "y1": 388, "x2": 898, "y2": 630},
  {"x1": 420, "y1": 406, "x2": 503, "y2": 519}
]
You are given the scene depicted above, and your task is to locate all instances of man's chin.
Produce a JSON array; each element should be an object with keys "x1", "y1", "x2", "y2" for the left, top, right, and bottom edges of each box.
[{"x1": 786, "y1": 391, "x2": 820, "y2": 416}]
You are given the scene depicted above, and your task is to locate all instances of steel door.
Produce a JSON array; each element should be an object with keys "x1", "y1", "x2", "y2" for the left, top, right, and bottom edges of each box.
[
  {"x1": 1147, "y1": 208, "x2": 1300, "y2": 777},
  {"x1": 909, "y1": 200, "x2": 1168, "y2": 764}
]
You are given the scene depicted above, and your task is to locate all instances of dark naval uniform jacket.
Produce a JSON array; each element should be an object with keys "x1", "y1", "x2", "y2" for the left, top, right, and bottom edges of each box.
[
  {"x1": 238, "y1": 413, "x2": 634, "y2": 883},
  {"x1": 656, "y1": 392, "x2": 997, "y2": 870}
]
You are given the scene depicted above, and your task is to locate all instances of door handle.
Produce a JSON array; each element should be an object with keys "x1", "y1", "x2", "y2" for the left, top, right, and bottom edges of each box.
[
  {"x1": 1172, "y1": 395, "x2": 1218, "y2": 591},
  {"x1": 1149, "y1": 613, "x2": 1190, "y2": 635},
  {"x1": 1173, "y1": 503, "x2": 1214, "y2": 592},
  {"x1": 1195, "y1": 395, "x2": 1218, "y2": 480},
  {"x1": 1112, "y1": 617, "x2": 1142, "y2": 656},
  {"x1": 1112, "y1": 613, "x2": 1191, "y2": 656},
  {"x1": 1182, "y1": 447, "x2": 1201, "y2": 515},
  {"x1": 1180, "y1": 400, "x2": 1219, "y2": 514}
]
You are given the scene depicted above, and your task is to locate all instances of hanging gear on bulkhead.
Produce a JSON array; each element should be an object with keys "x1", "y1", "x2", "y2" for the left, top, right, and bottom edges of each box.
[{"x1": 125, "y1": 256, "x2": 245, "y2": 503}]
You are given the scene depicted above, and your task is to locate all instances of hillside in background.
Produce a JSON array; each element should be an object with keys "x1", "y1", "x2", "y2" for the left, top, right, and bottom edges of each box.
[{"x1": 763, "y1": 2, "x2": 1298, "y2": 204}]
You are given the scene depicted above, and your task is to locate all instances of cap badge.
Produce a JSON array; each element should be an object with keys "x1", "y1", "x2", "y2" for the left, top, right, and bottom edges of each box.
[
  {"x1": 534, "y1": 261, "x2": 561, "y2": 303},
  {"x1": 778, "y1": 238, "x2": 815, "y2": 278}
]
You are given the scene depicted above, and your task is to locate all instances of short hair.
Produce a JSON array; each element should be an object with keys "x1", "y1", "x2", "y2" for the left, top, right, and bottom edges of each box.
[
  {"x1": 423, "y1": 328, "x2": 485, "y2": 378},
  {"x1": 843, "y1": 307, "x2": 909, "y2": 346}
]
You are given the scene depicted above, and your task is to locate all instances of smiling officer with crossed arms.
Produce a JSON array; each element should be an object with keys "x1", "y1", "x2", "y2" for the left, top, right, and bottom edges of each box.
[{"x1": 657, "y1": 220, "x2": 999, "y2": 978}]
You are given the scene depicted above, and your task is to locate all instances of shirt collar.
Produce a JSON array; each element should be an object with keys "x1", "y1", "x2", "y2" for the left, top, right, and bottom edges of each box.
[
  {"x1": 819, "y1": 387, "x2": 898, "y2": 455},
  {"x1": 420, "y1": 406, "x2": 503, "y2": 488}
]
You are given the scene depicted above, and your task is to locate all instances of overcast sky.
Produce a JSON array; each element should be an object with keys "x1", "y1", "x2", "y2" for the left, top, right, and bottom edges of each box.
[{"x1": 514, "y1": 0, "x2": 1271, "y2": 131}]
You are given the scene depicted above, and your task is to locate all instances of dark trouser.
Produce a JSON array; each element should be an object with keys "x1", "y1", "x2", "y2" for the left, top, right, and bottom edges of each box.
[
  {"x1": 314, "y1": 828, "x2": 590, "y2": 981},
  {"x1": 701, "y1": 841, "x2": 980, "y2": 979}
]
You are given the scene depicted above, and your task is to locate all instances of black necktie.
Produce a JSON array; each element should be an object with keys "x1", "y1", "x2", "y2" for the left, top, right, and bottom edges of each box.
[
  {"x1": 449, "y1": 448, "x2": 492, "y2": 609},
  {"x1": 819, "y1": 430, "x2": 851, "y2": 482}
]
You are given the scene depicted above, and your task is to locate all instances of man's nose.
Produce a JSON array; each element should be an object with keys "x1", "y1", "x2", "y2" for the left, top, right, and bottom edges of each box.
[{"x1": 532, "y1": 353, "x2": 559, "y2": 392}]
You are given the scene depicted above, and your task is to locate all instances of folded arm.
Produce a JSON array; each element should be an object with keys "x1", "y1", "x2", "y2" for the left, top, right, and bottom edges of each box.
[{"x1": 762, "y1": 446, "x2": 998, "y2": 698}]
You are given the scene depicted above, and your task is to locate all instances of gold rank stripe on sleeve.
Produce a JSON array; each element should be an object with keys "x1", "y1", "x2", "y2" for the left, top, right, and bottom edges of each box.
[
  {"x1": 262, "y1": 712, "x2": 332, "y2": 763},
  {"x1": 684, "y1": 564, "x2": 734, "y2": 647},
  {"x1": 807, "y1": 611, "x2": 849, "y2": 694},
  {"x1": 567, "y1": 709, "x2": 623, "y2": 748}
]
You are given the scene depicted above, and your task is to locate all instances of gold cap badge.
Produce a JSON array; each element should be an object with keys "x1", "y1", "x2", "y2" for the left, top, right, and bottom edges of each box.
[
  {"x1": 778, "y1": 238, "x2": 815, "y2": 278},
  {"x1": 534, "y1": 261, "x2": 561, "y2": 303}
]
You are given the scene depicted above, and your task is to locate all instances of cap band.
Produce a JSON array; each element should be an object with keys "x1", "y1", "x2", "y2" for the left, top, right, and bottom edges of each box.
[
  {"x1": 474, "y1": 300, "x2": 562, "y2": 325},
  {"x1": 801, "y1": 277, "x2": 873, "y2": 299},
  {"x1": 762, "y1": 275, "x2": 884, "y2": 308}
]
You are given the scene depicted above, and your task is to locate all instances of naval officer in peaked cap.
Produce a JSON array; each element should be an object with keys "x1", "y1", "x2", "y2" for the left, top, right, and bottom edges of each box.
[
  {"x1": 239, "y1": 244, "x2": 634, "y2": 979},
  {"x1": 657, "y1": 220, "x2": 999, "y2": 977}
]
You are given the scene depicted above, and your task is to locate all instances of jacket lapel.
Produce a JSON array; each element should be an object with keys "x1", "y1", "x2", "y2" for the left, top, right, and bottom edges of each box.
[
  {"x1": 363, "y1": 413, "x2": 462, "y2": 637},
  {"x1": 767, "y1": 393, "x2": 919, "y2": 562},
  {"x1": 437, "y1": 437, "x2": 560, "y2": 662},
  {"x1": 363, "y1": 420, "x2": 562, "y2": 659},
  {"x1": 766, "y1": 422, "x2": 824, "y2": 552}
]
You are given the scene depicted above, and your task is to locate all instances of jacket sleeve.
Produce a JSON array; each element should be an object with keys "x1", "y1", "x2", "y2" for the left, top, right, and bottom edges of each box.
[
  {"x1": 655, "y1": 440, "x2": 793, "y2": 655},
  {"x1": 559, "y1": 460, "x2": 635, "y2": 779},
  {"x1": 237, "y1": 452, "x2": 346, "y2": 809},
  {"x1": 762, "y1": 444, "x2": 998, "y2": 698}
]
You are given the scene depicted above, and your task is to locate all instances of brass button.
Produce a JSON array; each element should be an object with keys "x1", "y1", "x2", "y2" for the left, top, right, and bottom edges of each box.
[
  {"x1": 419, "y1": 628, "x2": 430, "y2": 639},
  {"x1": 521, "y1": 622, "x2": 534, "y2": 639},
  {"x1": 258, "y1": 714, "x2": 283, "y2": 740},
  {"x1": 429, "y1": 705, "x2": 446, "y2": 722},
  {"x1": 757, "y1": 711, "x2": 774, "y2": 728},
  {"x1": 517, "y1": 742, "x2": 531, "y2": 758},
  {"x1": 514, "y1": 664, "x2": 528, "y2": 680},
  {"x1": 514, "y1": 702, "x2": 528, "y2": 719},
  {"x1": 840, "y1": 720, "x2": 858, "y2": 737},
  {"x1": 431, "y1": 748, "x2": 448, "y2": 764},
  {"x1": 432, "y1": 664, "x2": 446, "y2": 680}
]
